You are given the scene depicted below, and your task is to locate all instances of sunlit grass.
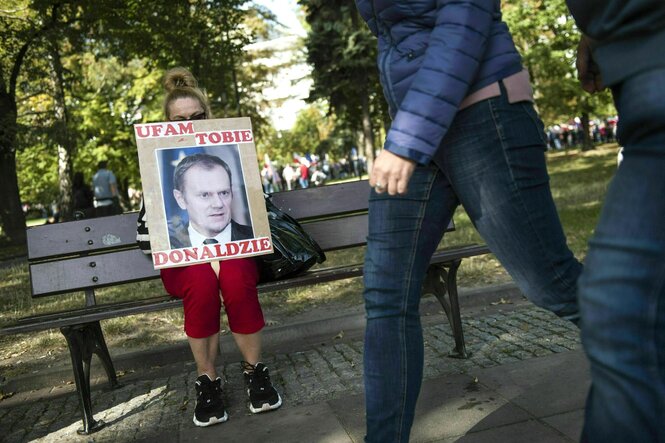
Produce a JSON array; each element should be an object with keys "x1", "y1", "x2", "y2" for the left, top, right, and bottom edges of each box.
[{"x1": 0, "y1": 144, "x2": 618, "y2": 364}]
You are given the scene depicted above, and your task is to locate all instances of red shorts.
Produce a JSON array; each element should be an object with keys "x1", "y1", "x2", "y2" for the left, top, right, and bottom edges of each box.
[{"x1": 160, "y1": 258, "x2": 264, "y2": 338}]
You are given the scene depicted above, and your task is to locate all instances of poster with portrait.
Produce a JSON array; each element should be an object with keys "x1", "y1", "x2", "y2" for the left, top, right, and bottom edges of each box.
[{"x1": 134, "y1": 117, "x2": 272, "y2": 269}]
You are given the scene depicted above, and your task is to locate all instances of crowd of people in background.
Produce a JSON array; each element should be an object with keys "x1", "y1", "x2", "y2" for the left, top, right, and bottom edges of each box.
[
  {"x1": 546, "y1": 116, "x2": 618, "y2": 150},
  {"x1": 260, "y1": 151, "x2": 367, "y2": 194}
]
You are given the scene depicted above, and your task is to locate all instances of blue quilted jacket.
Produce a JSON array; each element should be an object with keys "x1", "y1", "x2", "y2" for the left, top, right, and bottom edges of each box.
[{"x1": 356, "y1": 0, "x2": 524, "y2": 164}]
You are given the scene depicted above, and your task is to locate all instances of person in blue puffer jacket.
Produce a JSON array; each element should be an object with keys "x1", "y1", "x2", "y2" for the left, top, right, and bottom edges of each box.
[{"x1": 355, "y1": 1, "x2": 583, "y2": 441}]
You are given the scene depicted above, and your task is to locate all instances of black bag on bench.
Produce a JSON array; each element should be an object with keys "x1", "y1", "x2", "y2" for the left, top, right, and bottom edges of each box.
[{"x1": 259, "y1": 195, "x2": 326, "y2": 282}]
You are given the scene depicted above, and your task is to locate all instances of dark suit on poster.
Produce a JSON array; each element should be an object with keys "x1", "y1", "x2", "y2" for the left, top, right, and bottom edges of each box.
[{"x1": 168, "y1": 220, "x2": 253, "y2": 249}]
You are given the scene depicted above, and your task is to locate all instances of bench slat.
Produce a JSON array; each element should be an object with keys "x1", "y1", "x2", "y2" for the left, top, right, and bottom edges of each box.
[
  {"x1": 301, "y1": 214, "x2": 368, "y2": 251},
  {"x1": 270, "y1": 180, "x2": 370, "y2": 220},
  {"x1": 30, "y1": 249, "x2": 159, "y2": 297},
  {"x1": 27, "y1": 213, "x2": 140, "y2": 260},
  {"x1": 431, "y1": 244, "x2": 491, "y2": 263},
  {"x1": 1, "y1": 297, "x2": 182, "y2": 335},
  {"x1": 13, "y1": 296, "x2": 180, "y2": 325}
]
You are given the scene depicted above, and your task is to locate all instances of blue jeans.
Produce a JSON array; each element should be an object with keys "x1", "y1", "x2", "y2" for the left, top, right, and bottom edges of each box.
[
  {"x1": 579, "y1": 68, "x2": 665, "y2": 443},
  {"x1": 364, "y1": 88, "x2": 582, "y2": 442}
]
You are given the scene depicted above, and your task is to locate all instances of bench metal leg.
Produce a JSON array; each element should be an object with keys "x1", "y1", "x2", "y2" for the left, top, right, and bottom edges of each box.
[
  {"x1": 60, "y1": 322, "x2": 119, "y2": 435},
  {"x1": 424, "y1": 259, "x2": 469, "y2": 359},
  {"x1": 89, "y1": 322, "x2": 120, "y2": 388}
]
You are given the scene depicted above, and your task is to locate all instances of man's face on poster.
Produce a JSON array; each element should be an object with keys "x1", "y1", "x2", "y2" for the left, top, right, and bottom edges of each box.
[{"x1": 173, "y1": 164, "x2": 233, "y2": 238}]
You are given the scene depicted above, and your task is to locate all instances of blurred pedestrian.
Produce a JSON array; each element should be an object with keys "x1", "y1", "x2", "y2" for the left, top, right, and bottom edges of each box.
[
  {"x1": 566, "y1": 1, "x2": 665, "y2": 441},
  {"x1": 260, "y1": 163, "x2": 274, "y2": 193},
  {"x1": 298, "y1": 162, "x2": 309, "y2": 189},
  {"x1": 311, "y1": 168, "x2": 327, "y2": 187},
  {"x1": 92, "y1": 160, "x2": 121, "y2": 217},
  {"x1": 282, "y1": 164, "x2": 295, "y2": 191},
  {"x1": 72, "y1": 171, "x2": 94, "y2": 219}
]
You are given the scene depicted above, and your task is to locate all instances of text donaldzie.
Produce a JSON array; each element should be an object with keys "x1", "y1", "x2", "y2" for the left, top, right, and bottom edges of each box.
[{"x1": 152, "y1": 237, "x2": 272, "y2": 269}]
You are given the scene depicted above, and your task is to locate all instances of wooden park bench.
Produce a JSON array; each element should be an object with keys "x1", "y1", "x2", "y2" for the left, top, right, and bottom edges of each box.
[{"x1": 0, "y1": 179, "x2": 489, "y2": 435}]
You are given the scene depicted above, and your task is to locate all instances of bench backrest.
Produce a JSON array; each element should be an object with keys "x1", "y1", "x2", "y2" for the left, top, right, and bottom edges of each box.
[{"x1": 27, "y1": 180, "x2": 453, "y2": 298}]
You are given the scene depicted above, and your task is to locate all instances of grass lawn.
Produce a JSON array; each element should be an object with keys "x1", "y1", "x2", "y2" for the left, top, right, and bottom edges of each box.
[{"x1": 0, "y1": 144, "x2": 619, "y2": 374}]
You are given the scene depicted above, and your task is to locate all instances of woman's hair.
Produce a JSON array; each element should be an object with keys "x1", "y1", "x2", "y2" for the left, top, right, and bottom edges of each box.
[{"x1": 162, "y1": 67, "x2": 212, "y2": 120}]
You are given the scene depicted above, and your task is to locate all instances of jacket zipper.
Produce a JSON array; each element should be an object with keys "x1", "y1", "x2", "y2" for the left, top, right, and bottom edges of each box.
[
  {"x1": 381, "y1": 46, "x2": 399, "y2": 113},
  {"x1": 370, "y1": 1, "x2": 399, "y2": 113}
]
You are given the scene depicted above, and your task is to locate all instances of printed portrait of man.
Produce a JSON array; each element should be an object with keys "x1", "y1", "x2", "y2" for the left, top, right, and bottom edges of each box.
[{"x1": 167, "y1": 152, "x2": 253, "y2": 249}]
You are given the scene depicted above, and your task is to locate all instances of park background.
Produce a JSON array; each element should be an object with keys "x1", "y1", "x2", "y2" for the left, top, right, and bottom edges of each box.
[{"x1": 1, "y1": 0, "x2": 619, "y2": 380}]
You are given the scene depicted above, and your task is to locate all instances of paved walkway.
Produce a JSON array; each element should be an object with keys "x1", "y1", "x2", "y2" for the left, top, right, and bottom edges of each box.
[{"x1": 0, "y1": 286, "x2": 588, "y2": 442}]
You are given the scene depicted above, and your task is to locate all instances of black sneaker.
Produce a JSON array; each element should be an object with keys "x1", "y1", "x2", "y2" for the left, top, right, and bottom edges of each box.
[
  {"x1": 193, "y1": 374, "x2": 228, "y2": 427},
  {"x1": 243, "y1": 362, "x2": 282, "y2": 413}
]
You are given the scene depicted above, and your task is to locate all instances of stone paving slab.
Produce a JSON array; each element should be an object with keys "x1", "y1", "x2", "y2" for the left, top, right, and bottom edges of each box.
[
  {"x1": 434, "y1": 419, "x2": 574, "y2": 443},
  {"x1": 477, "y1": 348, "x2": 590, "y2": 418},
  {"x1": 181, "y1": 402, "x2": 354, "y2": 443},
  {"x1": 328, "y1": 349, "x2": 587, "y2": 443},
  {"x1": 0, "y1": 303, "x2": 581, "y2": 442}
]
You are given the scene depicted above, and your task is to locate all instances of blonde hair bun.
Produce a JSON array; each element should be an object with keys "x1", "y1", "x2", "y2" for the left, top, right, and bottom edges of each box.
[{"x1": 163, "y1": 67, "x2": 198, "y2": 92}]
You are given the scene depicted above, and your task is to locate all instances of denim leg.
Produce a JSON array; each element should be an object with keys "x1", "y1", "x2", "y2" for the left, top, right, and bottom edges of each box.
[
  {"x1": 441, "y1": 93, "x2": 582, "y2": 322},
  {"x1": 364, "y1": 166, "x2": 458, "y2": 443},
  {"x1": 579, "y1": 68, "x2": 665, "y2": 443}
]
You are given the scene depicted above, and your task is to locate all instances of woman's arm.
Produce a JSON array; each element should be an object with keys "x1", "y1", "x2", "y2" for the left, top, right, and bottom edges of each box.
[{"x1": 384, "y1": 0, "x2": 495, "y2": 165}]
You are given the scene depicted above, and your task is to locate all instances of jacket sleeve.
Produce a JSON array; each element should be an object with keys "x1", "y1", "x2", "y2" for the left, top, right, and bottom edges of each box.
[
  {"x1": 355, "y1": 0, "x2": 379, "y2": 36},
  {"x1": 385, "y1": 0, "x2": 495, "y2": 164}
]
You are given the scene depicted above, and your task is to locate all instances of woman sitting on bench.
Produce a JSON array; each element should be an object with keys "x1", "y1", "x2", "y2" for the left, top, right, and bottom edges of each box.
[{"x1": 136, "y1": 67, "x2": 281, "y2": 427}]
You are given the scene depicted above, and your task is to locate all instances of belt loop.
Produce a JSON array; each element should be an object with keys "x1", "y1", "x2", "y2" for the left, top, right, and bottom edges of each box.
[{"x1": 498, "y1": 79, "x2": 508, "y2": 96}]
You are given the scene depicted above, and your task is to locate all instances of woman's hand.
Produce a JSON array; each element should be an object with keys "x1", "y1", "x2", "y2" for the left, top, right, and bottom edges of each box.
[{"x1": 369, "y1": 150, "x2": 416, "y2": 195}]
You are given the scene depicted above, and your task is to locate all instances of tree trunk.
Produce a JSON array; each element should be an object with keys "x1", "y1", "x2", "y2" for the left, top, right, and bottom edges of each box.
[
  {"x1": 581, "y1": 112, "x2": 593, "y2": 151},
  {"x1": 352, "y1": 4, "x2": 376, "y2": 174},
  {"x1": 0, "y1": 4, "x2": 56, "y2": 244},
  {"x1": 48, "y1": 39, "x2": 74, "y2": 221},
  {"x1": 0, "y1": 151, "x2": 27, "y2": 245},
  {"x1": 360, "y1": 90, "x2": 375, "y2": 175},
  {"x1": 118, "y1": 176, "x2": 131, "y2": 210},
  {"x1": 0, "y1": 87, "x2": 26, "y2": 245}
]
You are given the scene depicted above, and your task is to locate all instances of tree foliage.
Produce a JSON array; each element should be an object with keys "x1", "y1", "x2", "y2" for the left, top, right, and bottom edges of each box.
[
  {"x1": 503, "y1": 0, "x2": 615, "y2": 130},
  {"x1": 1, "y1": 0, "x2": 282, "y2": 243},
  {"x1": 0, "y1": 0, "x2": 57, "y2": 242},
  {"x1": 298, "y1": 0, "x2": 387, "y2": 168}
]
